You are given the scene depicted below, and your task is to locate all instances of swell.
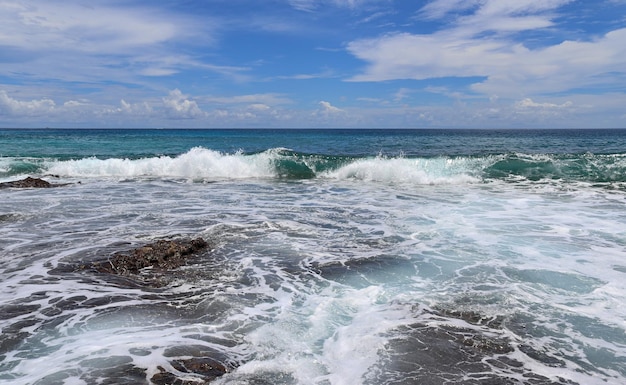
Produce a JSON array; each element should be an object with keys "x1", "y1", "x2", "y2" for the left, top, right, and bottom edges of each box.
[
  {"x1": 2, "y1": 147, "x2": 625, "y2": 185},
  {"x1": 483, "y1": 153, "x2": 626, "y2": 183}
]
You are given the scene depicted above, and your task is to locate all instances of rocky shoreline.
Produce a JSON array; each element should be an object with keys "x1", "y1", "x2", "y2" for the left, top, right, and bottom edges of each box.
[{"x1": 2, "y1": 176, "x2": 580, "y2": 384}]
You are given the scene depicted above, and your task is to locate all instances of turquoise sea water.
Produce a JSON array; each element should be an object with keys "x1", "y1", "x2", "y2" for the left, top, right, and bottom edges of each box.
[{"x1": 1, "y1": 129, "x2": 626, "y2": 384}]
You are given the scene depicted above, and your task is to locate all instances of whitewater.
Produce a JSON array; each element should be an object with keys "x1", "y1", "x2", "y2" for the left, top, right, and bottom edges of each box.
[{"x1": 1, "y1": 129, "x2": 625, "y2": 385}]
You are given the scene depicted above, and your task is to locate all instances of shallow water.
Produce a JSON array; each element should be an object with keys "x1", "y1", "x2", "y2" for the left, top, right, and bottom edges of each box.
[{"x1": 1, "y1": 129, "x2": 626, "y2": 384}]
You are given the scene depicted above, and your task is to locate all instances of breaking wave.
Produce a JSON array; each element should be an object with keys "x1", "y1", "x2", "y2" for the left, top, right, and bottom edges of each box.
[{"x1": 2, "y1": 147, "x2": 625, "y2": 185}]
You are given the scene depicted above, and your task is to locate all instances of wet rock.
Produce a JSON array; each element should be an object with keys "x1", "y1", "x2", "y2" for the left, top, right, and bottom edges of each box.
[
  {"x1": 50, "y1": 236, "x2": 218, "y2": 288},
  {"x1": 0, "y1": 304, "x2": 41, "y2": 320},
  {"x1": 93, "y1": 238, "x2": 210, "y2": 276},
  {"x1": 149, "y1": 345, "x2": 234, "y2": 384},
  {"x1": 376, "y1": 322, "x2": 576, "y2": 385},
  {"x1": 0, "y1": 331, "x2": 30, "y2": 355},
  {"x1": 0, "y1": 177, "x2": 56, "y2": 189},
  {"x1": 433, "y1": 308, "x2": 506, "y2": 329},
  {"x1": 370, "y1": 306, "x2": 579, "y2": 385},
  {"x1": 519, "y1": 344, "x2": 566, "y2": 367},
  {"x1": 151, "y1": 357, "x2": 230, "y2": 385}
]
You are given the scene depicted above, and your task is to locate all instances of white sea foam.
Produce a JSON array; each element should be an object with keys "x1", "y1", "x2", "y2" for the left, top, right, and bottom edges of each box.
[
  {"x1": 322, "y1": 156, "x2": 484, "y2": 184},
  {"x1": 34, "y1": 148, "x2": 489, "y2": 185},
  {"x1": 45, "y1": 147, "x2": 276, "y2": 180},
  {"x1": 2, "y1": 169, "x2": 626, "y2": 384}
]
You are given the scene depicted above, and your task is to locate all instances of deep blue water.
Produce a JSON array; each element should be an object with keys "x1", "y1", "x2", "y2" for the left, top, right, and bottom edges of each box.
[{"x1": 2, "y1": 128, "x2": 626, "y2": 158}]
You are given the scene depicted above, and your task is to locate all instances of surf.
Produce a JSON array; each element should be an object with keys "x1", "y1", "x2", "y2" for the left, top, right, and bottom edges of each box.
[{"x1": 2, "y1": 146, "x2": 625, "y2": 188}]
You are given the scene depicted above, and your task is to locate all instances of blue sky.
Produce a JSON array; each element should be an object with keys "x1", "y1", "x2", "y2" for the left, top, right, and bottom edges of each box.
[{"x1": 1, "y1": 0, "x2": 625, "y2": 128}]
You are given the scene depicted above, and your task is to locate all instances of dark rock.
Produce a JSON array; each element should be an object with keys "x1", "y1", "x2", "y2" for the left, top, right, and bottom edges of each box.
[
  {"x1": 0, "y1": 177, "x2": 52, "y2": 188},
  {"x1": 149, "y1": 345, "x2": 234, "y2": 384},
  {"x1": 375, "y1": 322, "x2": 577, "y2": 385},
  {"x1": 0, "y1": 177, "x2": 68, "y2": 189},
  {"x1": 519, "y1": 344, "x2": 566, "y2": 367},
  {"x1": 93, "y1": 238, "x2": 210, "y2": 276},
  {"x1": 0, "y1": 331, "x2": 30, "y2": 355},
  {"x1": 369, "y1": 306, "x2": 580, "y2": 385},
  {"x1": 49, "y1": 237, "x2": 215, "y2": 288},
  {"x1": 151, "y1": 357, "x2": 230, "y2": 385},
  {"x1": 0, "y1": 304, "x2": 42, "y2": 320},
  {"x1": 433, "y1": 308, "x2": 506, "y2": 329}
]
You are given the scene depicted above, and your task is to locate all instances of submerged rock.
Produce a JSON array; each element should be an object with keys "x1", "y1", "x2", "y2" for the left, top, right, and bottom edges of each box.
[
  {"x1": 371, "y1": 307, "x2": 578, "y2": 385},
  {"x1": 93, "y1": 238, "x2": 210, "y2": 276},
  {"x1": 151, "y1": 357, "x2": 231, "y2": 385}
]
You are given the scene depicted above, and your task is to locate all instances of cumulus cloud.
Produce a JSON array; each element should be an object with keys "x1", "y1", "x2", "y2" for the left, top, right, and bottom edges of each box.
[
  {"x1": 318, "y1": 101, "x2": 344, "y2": 114},
  {"x1": 0, "y1": 90, "x2": 56, "y2": 116},
  {"x1": 119, "y1": 100, "x2": 153, "y2": 115},
  {"x1": 162, "y1": 89, "x2": 206, "y2": 119},
  {"x1": 0, "y1": 89, "x2": 161, "y2": 125}
]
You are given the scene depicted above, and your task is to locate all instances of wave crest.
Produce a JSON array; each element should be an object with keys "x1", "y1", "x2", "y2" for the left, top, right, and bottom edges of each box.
[
  {"x1": 323, "y1": 156, "x2": 484, "y2": 184},
  {"x1": 46, "y1": 147, "x2": 276, "y2": 180},
  {"x1": 3, "y1": 148, "x2": 625, "y2": 185}
]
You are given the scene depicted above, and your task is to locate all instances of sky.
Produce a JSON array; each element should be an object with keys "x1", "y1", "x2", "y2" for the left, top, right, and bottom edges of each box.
[{"x1": 1, "y1": 0, "x2": 626, "y2": 128}]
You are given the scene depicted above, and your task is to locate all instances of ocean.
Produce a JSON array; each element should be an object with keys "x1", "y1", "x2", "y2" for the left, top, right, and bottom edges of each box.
[{"x1": 1, "y1": 128, "x2": 625, "y2": 385}]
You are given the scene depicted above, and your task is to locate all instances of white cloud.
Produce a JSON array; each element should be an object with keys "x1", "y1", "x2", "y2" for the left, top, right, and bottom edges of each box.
[
  {"x1": 455, "y1": 0, "x2": 572, "y2": 35},
  {"x1": 273, "y1": 68, "x2": 335, "y2": 81},
  {"x1": 162, "y1": 89, "x2": 206, "y2": 119},
  {"x1": 201, "y1": 94, "x2": 293, "y2": 106},
  {"x1": 348, "y1": 0, "x2": 626, "y2": 99},
  {"x1": 394, "y1": 88, "x2": 413, "y2": 102},
  {"x1": 511, "y1": 98, "x2": 575, "y2": 122},
  {"x1": 318, "y1": 100, "x2": 344, "y2": 113},
  {"x1": 515, "y1": 98, "x2": 573, "y2": 109},
  {"x1": 0, "y1": 1, "x2": 186, "y2": 53},
  {"x1": 0, "y1": 89, "x2": 160, "y2": 125},
  {"x1": 2, "y1": 87, "x2": 624, "y2": 128},
  {"x1": 288, "y1": 0, "x2": 382, "y2": 11},
  {"x1": 0, "y1": 90, "x2": 56, "y2": 116},
  {"x1": 419, "y1": 0, "x2": 572, "y2": 33},
  {"x1": 0, "y1": 0, "x2": 221, "y2": 85},
  {"x1": 288, "y1": 0, "x2": 319, "y2": 11},
  {"x1": 419, "y1": 0, "x2": 480, "y2": 20},
  {"x1": 139, "y1": 68, "x2": 180, "y2": 77},
  {"x1": 248, "y1": 104, "x2": 271, "y2": 111},
  {"x1": 118, "y1": 99, "x2": 153, "y2": 115}
]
